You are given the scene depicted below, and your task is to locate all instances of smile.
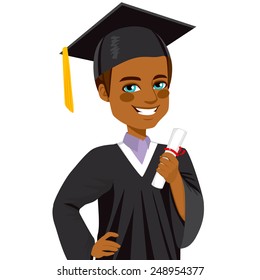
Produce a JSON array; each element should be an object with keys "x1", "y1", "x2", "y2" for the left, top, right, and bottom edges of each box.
[{"x1": 133, "y1": 106, "x2": 159, "y2": 116}]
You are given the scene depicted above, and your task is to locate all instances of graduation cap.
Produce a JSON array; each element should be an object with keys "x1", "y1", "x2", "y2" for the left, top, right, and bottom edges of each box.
[{"x1": 62, "y1": 2, "x2": 195, "y2": 112}]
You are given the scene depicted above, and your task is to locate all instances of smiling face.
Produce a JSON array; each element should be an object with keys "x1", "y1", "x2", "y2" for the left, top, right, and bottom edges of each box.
[{"x1": 98, "y1": 56, "x2": 170, "y2": 134}]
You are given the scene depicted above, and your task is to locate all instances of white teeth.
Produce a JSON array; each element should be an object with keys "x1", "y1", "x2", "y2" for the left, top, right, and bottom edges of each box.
[{"x1": 135, "y1": 107, "x2": 158, "y2": 115}]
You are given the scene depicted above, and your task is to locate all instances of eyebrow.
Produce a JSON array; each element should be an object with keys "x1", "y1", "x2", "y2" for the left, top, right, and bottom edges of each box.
[
  {"x1": 120, "y1": 76, "x2": 141, "y2": 82},
  {"x1": 153, "y1": 74, "x2": 168, "y2": 80}
]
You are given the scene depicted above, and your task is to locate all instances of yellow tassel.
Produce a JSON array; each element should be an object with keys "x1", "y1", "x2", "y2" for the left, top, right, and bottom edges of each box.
[{"x1": 62, "y1": 47, "x2": 74, "y2": 112}]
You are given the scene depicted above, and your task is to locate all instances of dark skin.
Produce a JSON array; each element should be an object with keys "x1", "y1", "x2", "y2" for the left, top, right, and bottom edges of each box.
[{"x1": 91, "y1": 56, "x2": 185, "y2": 259}]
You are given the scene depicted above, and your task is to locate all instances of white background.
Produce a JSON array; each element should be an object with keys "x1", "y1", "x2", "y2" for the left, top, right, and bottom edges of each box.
[{"x1": 1, "y1": 0, "x2": 260, "y2": 279}]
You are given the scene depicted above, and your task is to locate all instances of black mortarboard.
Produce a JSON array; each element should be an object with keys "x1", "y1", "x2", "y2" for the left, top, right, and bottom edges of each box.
[{"x1": 62, "y1": 2, "x2": 195, "y2": 112}]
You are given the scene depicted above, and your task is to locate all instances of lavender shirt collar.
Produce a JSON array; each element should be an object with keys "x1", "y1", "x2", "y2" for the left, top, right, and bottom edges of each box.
[{"x1": 123, "y1": 133, "x2": 151, "y2": 163}]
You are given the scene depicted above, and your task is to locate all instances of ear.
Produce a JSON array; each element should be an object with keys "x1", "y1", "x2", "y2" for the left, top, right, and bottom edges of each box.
[{"x1": 98, "y1": 84, "x2": 109, "y2": 102}]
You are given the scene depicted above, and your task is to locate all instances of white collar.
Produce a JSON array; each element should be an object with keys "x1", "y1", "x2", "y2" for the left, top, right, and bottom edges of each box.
[{"x1": 117, "y1": 141, "x2": 158, "y2": 177}]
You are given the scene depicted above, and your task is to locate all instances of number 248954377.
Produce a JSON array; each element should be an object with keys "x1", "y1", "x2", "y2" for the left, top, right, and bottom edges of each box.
[{"x1": 150, "y1": 266, "x2": 204, "y2": 276}]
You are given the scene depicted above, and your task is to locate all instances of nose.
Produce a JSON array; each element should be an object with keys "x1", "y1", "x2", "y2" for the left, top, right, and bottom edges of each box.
[{"x1": 144, "y1": 88, "x2": 158, "y2": 104}]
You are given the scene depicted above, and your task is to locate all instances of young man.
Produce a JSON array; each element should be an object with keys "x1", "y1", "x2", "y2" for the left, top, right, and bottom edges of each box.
[{"x1": 53, "y1": 3, "x2": 203, "y2": 260}]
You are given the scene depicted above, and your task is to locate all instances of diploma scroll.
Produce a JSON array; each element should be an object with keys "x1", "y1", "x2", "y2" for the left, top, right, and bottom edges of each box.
[{"x1": 151, "y1": 128, "x2": 187, "y2": 189}]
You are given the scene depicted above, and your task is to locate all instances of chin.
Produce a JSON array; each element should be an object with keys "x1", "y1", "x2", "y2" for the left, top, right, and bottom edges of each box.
[{"x1": 135, "y1": 119, "x2": 162, "y2": 129}]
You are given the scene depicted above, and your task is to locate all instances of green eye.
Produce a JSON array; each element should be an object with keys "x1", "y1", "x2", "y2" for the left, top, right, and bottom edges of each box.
[
  {"x1": 123, "y1": 84, "x2": 141, "y2": 93},
  {"x1": 153, "y1": 82, "x2": 166, "y2": 90}
]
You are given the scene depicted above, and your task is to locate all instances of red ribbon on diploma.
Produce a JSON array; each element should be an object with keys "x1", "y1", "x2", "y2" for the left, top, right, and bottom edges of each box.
[{"x1": 164, "y1": 147, "x2": 186, "y2": 156}]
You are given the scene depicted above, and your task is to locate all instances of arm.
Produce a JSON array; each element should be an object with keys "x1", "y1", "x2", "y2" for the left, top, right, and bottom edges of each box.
[
  {"x1": 178, "y1": 150, "x2": 204, "y2": 248},
  {"x1": 157, "y1": 149, "x2": 203, "y2": 247},
  {"x1": 169, "y1": 173, "x2": 186, "y2": 220},
  {"x1": 53, "y1": 148, "x2": 113, "y2": 259},
  {"x1": 156, "y1": 152, "x2": 186, "y2": 220}
]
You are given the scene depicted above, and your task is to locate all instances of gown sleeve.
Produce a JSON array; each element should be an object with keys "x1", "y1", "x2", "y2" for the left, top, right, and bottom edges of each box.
[
  {"x1": 178, "y1": 149, "x2": 204, "y2": 248},
  {"x1": 53, "y1": 147, "x2": 113, "y2": 259}
]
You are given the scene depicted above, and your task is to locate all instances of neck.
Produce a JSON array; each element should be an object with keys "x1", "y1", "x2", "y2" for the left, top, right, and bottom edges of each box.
[{"x1": 127, "y1": 126, "x2": 146, "y2": 140}]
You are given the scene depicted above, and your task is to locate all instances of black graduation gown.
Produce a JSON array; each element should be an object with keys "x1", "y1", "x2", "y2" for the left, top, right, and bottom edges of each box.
[{"x1": 53, "y1": 144, "x2": 203, "y2": 260}]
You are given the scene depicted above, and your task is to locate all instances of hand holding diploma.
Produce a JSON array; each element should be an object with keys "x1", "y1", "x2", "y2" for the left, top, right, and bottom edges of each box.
[
  {"x1": 156, "y1": 152, "x2": 181, "y2": 185},
  {"x1": 152, "y1": 128, "x2": 187, "y2": 189},
  {"x1": 152, "y1": 128, "x2": 187, "y2": 220}
]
